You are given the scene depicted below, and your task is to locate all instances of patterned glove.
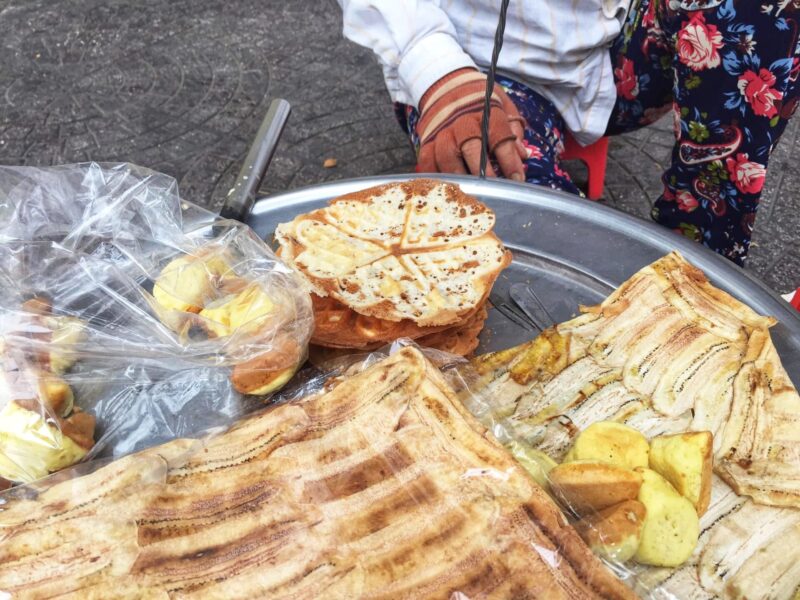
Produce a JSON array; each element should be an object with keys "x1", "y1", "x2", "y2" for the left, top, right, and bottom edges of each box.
[{"x1": 417, "y1": 68, "x2": 526, "y2": 179}]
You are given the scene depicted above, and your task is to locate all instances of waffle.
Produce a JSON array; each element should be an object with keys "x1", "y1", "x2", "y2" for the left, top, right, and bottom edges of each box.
[
  {"x1": 276, "y1": 179, "x2": 511, "y2": 327},
  {"x1": 311, "y1": 294, "x2": 486, "y2": 355},
  {"x1": 311, "y1": 294, "x2": 451, "y2": 349},
  {"x1": 415, "y1": 303, "x2": 488, "y2": 356}
]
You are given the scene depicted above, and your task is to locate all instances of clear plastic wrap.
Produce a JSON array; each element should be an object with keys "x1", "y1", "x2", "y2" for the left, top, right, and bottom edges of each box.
[
  {"x1": 0, "y1": 342, "x2": 640, "y2": 599},
  {"x1": 448, "y1": 337, "x2": 800, "y2": 598},
  {"x1": 327, "y1": 341, "x2": 770, "y2": 600},
  {"x1": 315, "y1": 342, "x2": 658, "y2": 596},
  {"x1": 0, "y1": 163, "x2": 313, "y2": 486},
  {"x1": 5, "y1": 332, "x2": 789, "y2": 598}
]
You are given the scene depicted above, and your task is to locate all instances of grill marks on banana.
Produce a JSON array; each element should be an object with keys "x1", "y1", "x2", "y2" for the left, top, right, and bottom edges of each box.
[
  {"x1": 9, "y1": 453, "x2": 171, "y2": 529},
  {"x1": 131, "y1": 385, "x2": 425, "y2": 591},
  {"x1": 171, "y1": 430, "x2": 287, "y2": 476},
  {"x1": 137, "y1": 480, "x2": 279, "y2": 543},
  {"x1": 341, "y1": 474, "x2": 439, "y2": 541},
  {"x1": 302, "y1": 443, "x2": 415, "y2": 503},
  {"x1": 472, "y1": 255, "x2": 770, "y2": 450},
  {"x1": 470, "y1": 253, "x2": 800, "y2": 597},
  {"x1": 135, "y1": 520, "x2": 299, "y2": 579},
  {"x1": 0, "y1": 348, "x2": 636, "y2": 598}
]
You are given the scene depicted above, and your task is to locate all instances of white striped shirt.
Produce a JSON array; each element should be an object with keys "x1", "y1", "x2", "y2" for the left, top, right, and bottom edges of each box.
[{"x1": 338, "y1": 0, "x2": 632, "y2": 145}]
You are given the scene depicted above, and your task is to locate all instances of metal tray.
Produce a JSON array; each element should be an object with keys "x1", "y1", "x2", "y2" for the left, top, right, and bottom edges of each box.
[{"x1": 247, "y1": 174, "x2": 800, "y2": 386}]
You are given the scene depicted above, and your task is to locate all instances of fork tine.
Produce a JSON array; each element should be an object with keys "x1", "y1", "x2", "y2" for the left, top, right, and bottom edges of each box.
[
  {"x1": 497, "y1": 303, "x2": 536, "y2": 331},
  {"x1": 508, "y1": 284, "x2": 553, "y2": 331},
  {"x1": 489, "y1": 292, "x2": 536, "y2": 331},
  {"x1": 524, "y1": 285, "x2": 556, "y2": 329}
]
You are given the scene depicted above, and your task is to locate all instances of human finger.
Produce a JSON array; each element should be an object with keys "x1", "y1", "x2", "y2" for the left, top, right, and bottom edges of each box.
[
  {"x1": 434, "y1": 128, "x2": 468, "y2": 174},
  {"x1": 417, "y1": 141, "x2": 438, "y2": 173},
  {"x1": 461, "y1": 138, "x2": 496, "y2": 176},
  {"x1": 498, "y1": 92, "x2": 528, "y2": 158},
  {"x1": 494, "y1": 138, "x2": 525, "y2": 181}
]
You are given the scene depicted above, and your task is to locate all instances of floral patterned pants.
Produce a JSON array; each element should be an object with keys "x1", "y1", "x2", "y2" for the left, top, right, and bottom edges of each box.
[{"x1": 396, "y1": 0, "x2": 800, "y2": 266}]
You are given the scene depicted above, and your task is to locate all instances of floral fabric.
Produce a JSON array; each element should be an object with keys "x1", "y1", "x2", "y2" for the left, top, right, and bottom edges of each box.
[
  {"x1": 394, "y1": 0, "x2": 800, "y2": 266},
  {"x1": 607, "y1": 0, "x2": 800, "y2": 265}
]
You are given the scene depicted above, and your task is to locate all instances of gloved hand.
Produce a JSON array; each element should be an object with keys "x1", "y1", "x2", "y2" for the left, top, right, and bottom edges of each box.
[{"x1": 417, "y1": 68, "x2": 527, "y2": 180}]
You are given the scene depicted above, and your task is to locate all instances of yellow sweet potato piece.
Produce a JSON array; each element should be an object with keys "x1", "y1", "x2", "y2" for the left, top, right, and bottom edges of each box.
[
  {"x1": 574, "y1": 499, "x2": 647, "y2": 563},
  {"x1": 37, "y1": 373, "x2": 74, "y2": 417},
  {"x1": 0, "y1": 401, "x2": 90, "y2": 483},
  {"x1": 506, "y1": 440, "x2": 557, "y2": 488},
  {"x1": 199, "y1": 284, "x2": 276, "y2": 338},
  {"x1": 230, "y1": 337, "x2": 303, "y2": 396},
  {"x1": 649, "y1": 431, "x2": 713, "y2": 516},
  {"x1": 564, "y1": 421, "x2": 649, "y2": 469},
  {"x1": 549, "y1": 461, "x2": 642, "y2": 515},
  {"x1": 153, "y1": 254, "x2": 230, "y2": 314},
  {"x1": 46, "y1": 316, "x2": 86, "y2": 375},
  {"x1": 634, "y1": 468, "x2": 699, "y2": 567}
]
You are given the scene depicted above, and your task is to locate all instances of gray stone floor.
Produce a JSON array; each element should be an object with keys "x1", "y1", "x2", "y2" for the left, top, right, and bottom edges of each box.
[{"x1": 0, "y1": 0, "x2": 797, "y2": 291}]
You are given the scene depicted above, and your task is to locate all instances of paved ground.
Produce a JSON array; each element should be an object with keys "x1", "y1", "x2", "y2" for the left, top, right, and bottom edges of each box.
[{"x1": 0, "y1": 0, "x2": 796, "y2": 291}]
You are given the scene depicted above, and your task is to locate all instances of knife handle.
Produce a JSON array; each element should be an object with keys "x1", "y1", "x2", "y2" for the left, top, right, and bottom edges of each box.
[{"x1": 220, "y1": 98, "x2": 291, "y2": 222}]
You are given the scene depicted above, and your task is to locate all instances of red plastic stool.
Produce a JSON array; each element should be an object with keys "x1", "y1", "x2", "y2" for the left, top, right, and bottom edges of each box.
[
  {"x1": 560, "y1": 134, "x2": 609, "y2": 200},
  {"x1": 790, "y1": 288, "x2": 800, "y2": 312}
]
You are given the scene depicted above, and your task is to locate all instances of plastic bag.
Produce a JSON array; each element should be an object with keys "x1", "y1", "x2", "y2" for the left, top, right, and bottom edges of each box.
[
  {"x1": 0, "y1": 341, "x2": 639, "y2": 599},
  {"x1": 450, "y1": 336, "x2": 799, "y2": 600},
  {"x1": 316, "y1": 341, "x2": 679, "y2": 598},
  {"x1": 0, "y1": 163, "x2": 313, "y2": 486}
]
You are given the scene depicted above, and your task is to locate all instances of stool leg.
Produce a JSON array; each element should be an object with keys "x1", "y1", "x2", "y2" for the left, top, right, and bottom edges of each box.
[{"x1": 585, "y1": 138, "x2": 609, "y2": 200}]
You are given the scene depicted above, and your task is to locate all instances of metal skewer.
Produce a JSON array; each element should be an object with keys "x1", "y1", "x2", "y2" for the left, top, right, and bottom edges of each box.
[{"x1": 479, "y1": 0, "x2": 512, "y2": 179}]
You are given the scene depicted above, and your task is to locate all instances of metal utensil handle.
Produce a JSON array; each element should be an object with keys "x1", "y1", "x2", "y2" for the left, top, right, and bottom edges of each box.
[
  {"x1": 220, "y1": 98, "x2": 291, "y2": 222},
  {"x1": 479, "y1": 0, "x2": 511, "y2": 179}
]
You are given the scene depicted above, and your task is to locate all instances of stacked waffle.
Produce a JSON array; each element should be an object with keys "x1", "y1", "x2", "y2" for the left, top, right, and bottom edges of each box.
[{"x1": 275, "y1": 180, "x2": 511, "y2": 355}]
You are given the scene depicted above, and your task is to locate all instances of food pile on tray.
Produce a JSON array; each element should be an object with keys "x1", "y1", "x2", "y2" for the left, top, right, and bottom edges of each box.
[
  {"x1": 0, "y1": 298, "x2": 93, "y2": 486},
  {"x1": 1, "y1": 164, "x2": 799, "y2": 599},
  {"x1": 0, "y1": 163, "x2": 314, "y2": 487},
  {"x1": 275, "y1": 179, "x2": 509, "y2": 356}
]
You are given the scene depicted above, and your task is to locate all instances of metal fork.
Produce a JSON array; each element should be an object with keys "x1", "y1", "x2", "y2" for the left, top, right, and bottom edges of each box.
[
  {"x1": 507, "y1": 282, "x2": 557, "y2": 332},
  {"x1": 489, "y1": 291, "x2": 538, "y2": 332}
]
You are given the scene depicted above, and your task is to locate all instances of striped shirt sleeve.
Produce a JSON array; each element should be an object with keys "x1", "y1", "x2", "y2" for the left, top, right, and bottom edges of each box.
[{"x1": 337, "y1": 0, "x2": 476, "y2": 106}]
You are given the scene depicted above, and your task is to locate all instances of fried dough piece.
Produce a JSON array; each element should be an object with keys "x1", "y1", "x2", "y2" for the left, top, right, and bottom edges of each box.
[
  {"x1": 635, "y1": 468, "x2": 700, "y2": 568},
  {"x1": 574, "y1": 500, "x2": 647, "y2": 563},
  {"x1": 230, "y1": 336, "x2": 303, "y2": 395},
  {"x1": 564, "y1": 422, "x2": 650, "y2": 470},
  {"x1": 549, "y1": 461, "x2": 643, "y2": 515},
  {"x1": 649, "y1": 431, "x2": 713, "y2": 516}
]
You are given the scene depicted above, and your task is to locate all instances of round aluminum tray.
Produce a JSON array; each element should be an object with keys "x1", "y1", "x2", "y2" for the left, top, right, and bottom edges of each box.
[{"x1": 247, "y1": 175, "x2": 800, "y2": 386}]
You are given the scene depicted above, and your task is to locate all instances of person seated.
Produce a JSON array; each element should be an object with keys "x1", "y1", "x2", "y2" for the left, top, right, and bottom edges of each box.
[{"x1": 337, "y1": 0, "x2": 800, "y2": 266}]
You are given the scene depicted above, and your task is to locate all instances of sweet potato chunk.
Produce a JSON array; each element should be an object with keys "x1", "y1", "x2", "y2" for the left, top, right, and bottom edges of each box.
[
  {"x1": 649, "y1": 431, "x2": 713, "y2": 516},
  {"x1": 634, "y1": 468, "x2": 699, "y2": 567},
  {"x1": 564, "y1": 421, "x2": 649, "y2": 469},
  {"x1": 550, "y1": 461, "x2": 643, "y2": 515}
]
